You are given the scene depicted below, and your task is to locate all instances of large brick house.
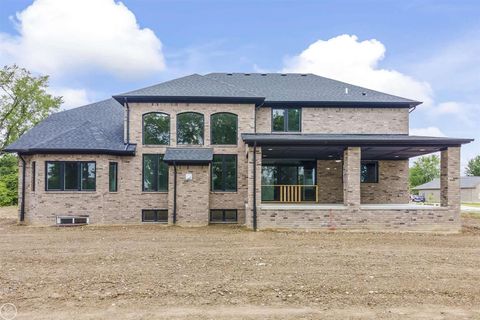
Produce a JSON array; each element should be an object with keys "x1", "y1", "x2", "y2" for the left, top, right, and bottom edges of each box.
[{"x1": 4, "y1": 73, "x2": 473, "y2": 231}]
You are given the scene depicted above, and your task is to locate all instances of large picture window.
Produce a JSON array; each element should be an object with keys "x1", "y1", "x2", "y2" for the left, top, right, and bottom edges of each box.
[
  {"x1": 143, "y1": 112, "x2": 170, "y2": 145},
  {"x1": 46, "y1": 161, "x2": 96, "y2": 191},
  {"x1": 272, "y1": 108, "x2": 301, "y2": 132},
  {"x1": 211, "y1": 155, "x2": 237, "y2": 192},
  {"x1": 361, "y1": 161, "x2": 379, "y2": 183},
  {"x1": 211, "y1": 112, "x2": 238, "y2": 145},
  {"x1": 177, "y1": 112, "x2": 204, "y2": 145},
  {"x1": 143, "y1": 154, "x2": 169, "y2": 192}
]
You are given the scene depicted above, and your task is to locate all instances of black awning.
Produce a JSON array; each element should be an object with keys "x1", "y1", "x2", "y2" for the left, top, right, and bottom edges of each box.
[{"x1": 163, "y1": 147, "x2": 213, "y2": 165}]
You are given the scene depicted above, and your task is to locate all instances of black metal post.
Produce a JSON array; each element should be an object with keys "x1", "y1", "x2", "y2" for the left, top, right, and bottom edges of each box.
[
  {"x1": 19, "y1": 154, "x2": 26, "y2": 223},
  {"x1": 253, "y1": 142, "x2": 257, "y2": 231}
]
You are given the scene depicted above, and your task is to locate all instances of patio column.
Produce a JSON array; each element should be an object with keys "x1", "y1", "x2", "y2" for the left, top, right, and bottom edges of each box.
[
  {"x1": 247, "y1": 145, "x2": 262, "y2": 229},
  {"x1": 440, "y1": 146, "x2": 461, "y2": 209},
  {"x1": 343, "y1": 147, "x2": 361, "y2": 207}
]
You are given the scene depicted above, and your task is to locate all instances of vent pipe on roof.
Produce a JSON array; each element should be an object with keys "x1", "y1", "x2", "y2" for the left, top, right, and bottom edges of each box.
[{"x1": 345, "y1": 87, "x2": 349, "y2": 94}]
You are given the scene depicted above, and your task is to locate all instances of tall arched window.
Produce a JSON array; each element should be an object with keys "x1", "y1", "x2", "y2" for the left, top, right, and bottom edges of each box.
[
  {"x1": 211, "y1": 112, "x2": 238, "y2": 145},
  {"x1": 143, "y1": 112, "x2": 170, "y2": 145},
  {"x1": 177, "y1": 112, "x2": 204, "y2": 145}
]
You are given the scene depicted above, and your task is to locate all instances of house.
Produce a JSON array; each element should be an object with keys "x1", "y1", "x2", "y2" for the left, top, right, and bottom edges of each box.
[
  {"x1": 3, "y1": 73, "x2": 474, "y2": 231},
  {"x1": 413, "y1": 176, "x2": 480, "y2": 203}
]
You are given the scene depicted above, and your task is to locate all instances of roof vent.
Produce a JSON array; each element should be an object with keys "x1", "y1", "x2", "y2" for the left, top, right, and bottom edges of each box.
[
  {"x1": 345, "y1": 87, "x2": 349, "y2": 94},
  {"x1": 226, "y1": 73, "x2": 233, "y2": 76},
  {"x1": 362, "y1": 92, "x2": 367, "y2": 96},
  {"x1": 301, "y1": 74, "x2": 307, "y2": 76},
  {"x1": 261, "y1": 73, "x2": 267, "y2": 76},
  {"x1": 281, "y1": 73, "x2": 287, "y2": 76},
  {"x1": 244, "y1": 73, "x2": 250, "y2": 76}
]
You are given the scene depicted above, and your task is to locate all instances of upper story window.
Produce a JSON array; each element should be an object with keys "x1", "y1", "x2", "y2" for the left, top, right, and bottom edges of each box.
[
  {"x1": 177, "y1": 112, "x2": 204, "y2": 145},
  {"x1": 272, "y1": 108, "x2": 301, "y2": 132},
  {"x1": 46, "y1": 161, "x2": 96, "y2": 191},
  {"x1": 361, "y1": 161, "x2": 378, "y2": 183},
  {"x1": 211, "y1": 112, "x2": 238, "y2": 145},
  {"x1": 143, "y1": 112, "x2": 170, "y2": 145}
]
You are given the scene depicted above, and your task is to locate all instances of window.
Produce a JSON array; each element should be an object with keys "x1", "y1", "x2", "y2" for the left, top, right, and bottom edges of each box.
[
  {"x1": 211, "y1": 155, "x2": 237, "y2": 192},
  {"x1": 272, "y1": 108, "x2": 301, "y2": 132},
  {"x1": 143, "y1": 112, "x2": 170, "y2": 145},
  {"x1": 31, "y1": 161, "x2": 36, "y2": 191},
  {"x1": 361, "y1": 161, "x2": 378, "y2": 183},
  {"x1": 56, "y1": 216, "x2": 89, "y2": 226},
  {"x1": 46, "y1": 161, "x2": 96, "y2": 191},
  {"x1": 210, "y1": 209, "x2": 237, "y2": 223},
  {"x1": 143, "y1": 154, "x2": 168, "y2": 192},
  {"x1": 142, "y1": 209, "x2": 168, "y2": 223},
  {"x1": 109, "y1": 162, "x2": 118, "y2": 192},
  {"x1": 177, "y1": 112, "x2": 204, "y2": 144},
  {"x1": 211, "y1": 113, "x2": 238, "y2": 145}
]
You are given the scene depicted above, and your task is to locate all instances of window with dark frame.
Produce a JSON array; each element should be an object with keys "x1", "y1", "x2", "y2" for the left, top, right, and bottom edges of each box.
[
  {"x1": 45, "y1": 161, "x2": 96, "y2": 191},
  {"x1": 211, "y1": 112, "x2": 238, "y2": 145},
  {"x1": 142, "y1": 209, "x2": 168, "y2": 223},
  {"x1": 211, "y1": 155, "x2": 237, "y2": 192},
  {"x1": 143, "y1": 154, "x2": 168, "y2": 192},
  {"x1": 177, "y1": 112, "x2": 204, "y2": 145},
  {"x1": 361, "y1": 161, "x2": 379, "y2": 183},
  {"x1": 109, "y1": 162, "x2": 118, "y2": 192},
  {"x1": 272, "y1": 107, "x2": 301, "y2": 132},
  {"x1": 210, "y1": 209, "x2": 237, "y2": 223},
  {"x1": 143, "y1": 112, "x2": 170, "y2": 145},
  {"x1": 31, "y1": 161, "x2": 36, "y2": 191}
]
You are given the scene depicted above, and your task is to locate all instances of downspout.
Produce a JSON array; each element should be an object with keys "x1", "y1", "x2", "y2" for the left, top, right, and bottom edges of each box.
[
  {"x1": 253, "y1": 141, "x2": 257, "y2": 231},
  {"x1": 173, "y1": 162, "x2": 177, "y2": 225},
  {"x1": 18, "y1": 154, "x2": 26, "y2": 223},
  {"x1": 124, "y1": 97, "x2": 130, "y2": 145}
]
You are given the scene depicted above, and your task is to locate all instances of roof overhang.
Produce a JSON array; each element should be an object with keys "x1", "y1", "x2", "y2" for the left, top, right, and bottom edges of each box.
[{"x1": 163, "y1": 147, "x2": 213, "y2": 165}]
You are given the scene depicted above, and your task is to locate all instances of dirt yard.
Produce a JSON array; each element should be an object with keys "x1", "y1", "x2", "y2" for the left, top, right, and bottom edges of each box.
[{"x1": 0, "y1": 206, "x2": 479, "y2": 320}]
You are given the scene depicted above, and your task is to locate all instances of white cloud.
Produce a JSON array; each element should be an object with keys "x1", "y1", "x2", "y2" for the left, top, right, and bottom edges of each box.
[
  {"x1": 50, "y1": 87, "x2": 91, "y2": 110},
  {"x1": 410, "y1": 127, "x2": 446, "y2": 137},
  {"x1": 0, "y1": 0, "x2": 165, "y2": 78},
  {"x1": 283, "y1": 34, "x2": 434, "y2": 106}
]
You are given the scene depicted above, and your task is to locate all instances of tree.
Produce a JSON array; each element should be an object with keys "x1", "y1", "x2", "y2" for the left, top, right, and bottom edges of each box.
[
  {"x1": 465, "y1": 155, "x2": 480, "y2": 176},
  {"x1": 1, "y1": 64, "x2": 62, "y2": 150},
  {"x1": 0, "y1": 65, "x2": 62, "y2": 206},
  {"x1": 409, "y1": 154, "x2": 440, "y2": 189}
]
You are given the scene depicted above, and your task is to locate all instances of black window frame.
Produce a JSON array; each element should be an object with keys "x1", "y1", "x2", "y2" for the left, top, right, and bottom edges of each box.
[
  {"x1": 31, "y1": 161, "x2": 36, "y2": 191},
  {"x1": 361, "y1": 161, "x2": 379, "y2": 183},
  {"x1": 210, "y1": 112, "x2": 238, "y2": 145},
  {"x1": 211, "y1": 154, "x2": 237, "y2": 192},
  {"x1": 176, "y1": 111, "x2": 205, "y2": 145},
  {"x1": 142, "y1": 112, "x2": 171, "y2": 145},
  {"x1": 45, "y1": 161, "x2": 96, "y2": 191},
  {"x1": 109, "y1": 162, "x2": 118, "y2": 192},
  {"x1": 142, "y1": 154, "x2": 169, "y2": 192},
  {"x1": 271, "y1": 107, "x2": 301, "y2": 132},
  {"x1": 209, "y1": 209, "x2": 238, "y2": 223},
  {"x1": 142, "y1": 209, "x2": 168, "y2": 223}
]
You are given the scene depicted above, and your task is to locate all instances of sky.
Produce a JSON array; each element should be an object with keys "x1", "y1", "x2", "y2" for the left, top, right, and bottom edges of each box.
[{"x1": 0, "y1": 0, "x2": 479, "y2": 169}]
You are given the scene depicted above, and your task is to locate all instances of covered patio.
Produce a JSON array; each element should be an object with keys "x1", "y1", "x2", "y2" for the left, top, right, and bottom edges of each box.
[{"x1": 243, "y1": 133, "x2": 473, "y2": 231}]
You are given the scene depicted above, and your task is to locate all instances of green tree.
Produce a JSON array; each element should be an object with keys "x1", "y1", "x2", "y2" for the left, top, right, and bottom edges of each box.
[
  {"x1": 0, "y1": 64, "x2": 62, "y2": 206},
  {"x1": 409, "y1": 154, "x2": 441, "y2": 189},
  {"x1": 465, "y1": 155, "x2": 480, "y2": 176}
]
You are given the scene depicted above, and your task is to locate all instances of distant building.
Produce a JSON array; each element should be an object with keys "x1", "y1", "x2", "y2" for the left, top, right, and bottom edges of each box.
[{"x1": 413, "y1": 176, "x2": 480, "y2": 203}]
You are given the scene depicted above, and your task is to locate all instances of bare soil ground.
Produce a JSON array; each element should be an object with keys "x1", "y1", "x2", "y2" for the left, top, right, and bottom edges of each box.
[{"x1": 0, "y1": 206, "x2": 479, "y2": 320}]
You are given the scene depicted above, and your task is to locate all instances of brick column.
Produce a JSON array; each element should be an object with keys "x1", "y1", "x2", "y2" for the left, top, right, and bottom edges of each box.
[
  {"x1": 246, "y1": 145, "x2": 262, "y2": 229},
  {"x1": 343, "y1": 147, "x2": 361, "y2": 207},
  {"x1": 440, "y1": 147, "x2": 461, "y2": 209}
]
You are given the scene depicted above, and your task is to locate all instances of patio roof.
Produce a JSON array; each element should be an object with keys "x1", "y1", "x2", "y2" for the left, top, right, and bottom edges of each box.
[{"x1": 242, "y1": 133, "x2": 474, "y2": 160}]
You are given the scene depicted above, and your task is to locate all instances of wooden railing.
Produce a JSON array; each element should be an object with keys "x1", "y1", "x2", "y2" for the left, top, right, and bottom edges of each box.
[{"x1": 262, "y1": 185, "x2": 318, "y2": 203}]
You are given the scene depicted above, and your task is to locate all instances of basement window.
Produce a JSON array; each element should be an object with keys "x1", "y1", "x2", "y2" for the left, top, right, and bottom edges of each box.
[
  {"x1": 56, "y1": 216, "x2": 89, "y2": 226},
  {"x1": 142, "y1": 209, "x2": 168, "y2": 223},
  {"x1": 210, "y1": 209, "x2": 237, "y2": 223}
]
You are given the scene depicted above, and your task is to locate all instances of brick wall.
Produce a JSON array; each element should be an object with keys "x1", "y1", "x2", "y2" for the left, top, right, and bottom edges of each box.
[{"x1": 361, "y1": 160, "x2": 409, "y2": 204}]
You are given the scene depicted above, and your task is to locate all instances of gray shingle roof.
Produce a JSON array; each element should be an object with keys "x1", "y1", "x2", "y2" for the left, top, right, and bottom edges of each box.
[
  {"x1": 413, "y1": 177, "x2": 480, "y2": 190},
  {"x1": 3, "y1": 99, "x2": 135, "y2": 155},
  {"x1": 163, "y1": 147, "x2": 213, "y2": 164},
  {"x1": 205, "y1": 73, "x2": 420, "y2": 106}
]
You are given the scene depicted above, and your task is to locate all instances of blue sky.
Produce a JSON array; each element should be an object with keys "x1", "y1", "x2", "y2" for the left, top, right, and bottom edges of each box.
[{"x1": 1, "y1": 0, "x2": 479, "y2": 168}]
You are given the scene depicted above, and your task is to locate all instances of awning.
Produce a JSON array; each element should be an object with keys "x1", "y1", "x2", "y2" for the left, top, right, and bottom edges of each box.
[
  {"x1": 242, "y1": 133, "x2": 474, "y2": 160},
  {"x1": 163, "y1": 147, "x2": 213, "y2": 165}
]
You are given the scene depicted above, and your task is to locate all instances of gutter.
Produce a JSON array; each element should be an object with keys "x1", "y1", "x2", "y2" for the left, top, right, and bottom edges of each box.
[{"x1": 18, "y1": 154, "x2": 26, "y2": 223}]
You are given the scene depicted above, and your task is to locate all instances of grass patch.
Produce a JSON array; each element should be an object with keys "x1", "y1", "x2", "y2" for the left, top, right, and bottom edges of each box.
[{"x1": 462, "y1": 202, "x2": 480, "y2": 207}]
